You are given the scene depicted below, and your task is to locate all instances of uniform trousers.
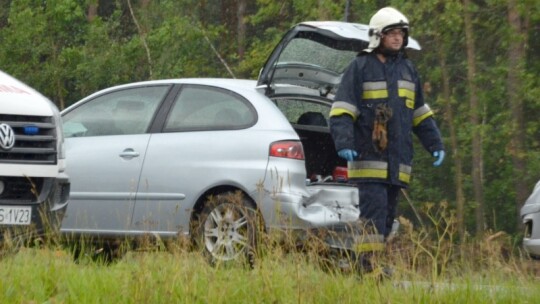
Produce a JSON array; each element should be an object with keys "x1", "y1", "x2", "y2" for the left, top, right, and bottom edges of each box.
[{"x1": 356, "y1": 182, "x2": 401, "y2": 237}]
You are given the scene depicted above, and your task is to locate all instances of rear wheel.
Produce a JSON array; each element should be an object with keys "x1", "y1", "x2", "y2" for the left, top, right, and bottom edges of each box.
[{"x1": 192, "y1": 192, "x2": 259, "y2": 267}]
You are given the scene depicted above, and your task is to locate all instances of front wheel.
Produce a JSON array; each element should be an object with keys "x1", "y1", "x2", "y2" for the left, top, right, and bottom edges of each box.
[{"x1": 192, "y1": 192, "x2": 259, "y2": 267}]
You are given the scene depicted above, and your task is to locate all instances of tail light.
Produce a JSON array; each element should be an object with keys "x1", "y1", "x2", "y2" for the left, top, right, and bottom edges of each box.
[
  {"x1": 269, "y1": 141, "x2": 304, "y2": 160},
  {"x1": 333, "y1": 166, "x2": 348, "y2": 182}
]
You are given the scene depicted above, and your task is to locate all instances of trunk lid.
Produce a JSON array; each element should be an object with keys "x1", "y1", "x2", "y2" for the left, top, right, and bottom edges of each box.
[{"x1": 257, "y1": 21, "x2": 421, "y2": 97}]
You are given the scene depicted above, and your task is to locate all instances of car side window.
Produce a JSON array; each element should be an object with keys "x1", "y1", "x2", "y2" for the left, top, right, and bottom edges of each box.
[
  {"x1": 164, "y1": 85, "x2": 255, "y2": 131},
  {"x1": 63, "y1": 86, "x2": 169, "y2": 137}
]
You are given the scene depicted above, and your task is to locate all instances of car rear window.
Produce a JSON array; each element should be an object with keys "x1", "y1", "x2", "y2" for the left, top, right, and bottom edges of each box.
[{"x1": 278, "y1": 37, "x2": 357, "y2": 74}]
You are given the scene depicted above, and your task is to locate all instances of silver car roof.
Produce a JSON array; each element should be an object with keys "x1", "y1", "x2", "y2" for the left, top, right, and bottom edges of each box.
[{"x1": 62, "y1": 78, "x2": 259, "y2": 112}]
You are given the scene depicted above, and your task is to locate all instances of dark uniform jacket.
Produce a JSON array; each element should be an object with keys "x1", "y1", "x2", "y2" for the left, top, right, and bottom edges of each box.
[{"x1": 329, "y1": 51, "x2": 444, "y2": 187}]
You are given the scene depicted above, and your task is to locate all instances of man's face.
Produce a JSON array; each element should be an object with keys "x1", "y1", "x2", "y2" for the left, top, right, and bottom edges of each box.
[{"x1": 381, "y1": 28, "x2": 405, "y2": 51}]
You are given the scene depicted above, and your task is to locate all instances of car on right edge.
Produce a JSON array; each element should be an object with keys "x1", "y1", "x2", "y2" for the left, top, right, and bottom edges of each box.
[{"x1": 521, "y1": 179, "x2": 540, "y2": 258}]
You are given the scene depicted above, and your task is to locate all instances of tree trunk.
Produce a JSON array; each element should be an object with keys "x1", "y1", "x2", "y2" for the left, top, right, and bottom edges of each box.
[
  {"x1": 343, "y1": 0, "x2": 350, "y2": 22},
  {"x1": 56, "y1": 78, "x2": 65, "y2": 110},
  {"x1": 87, "y1": 2, "x2": 98, "y2": 22},
  {"x1": 127, "y1": 0, "x2": 152, "y2": 78},
  {"x1": 463, "y1": 0, "x2": 485, "y2": 235},
  {"x1": 200, "y1": 0, "x2": 207, "y2": 26},
  {"x1": 435, "y1": 34, "x2": 466, "y2": 239},
  {"x1": 221, "y1": 0, "x2": 231, "y2": 29},
  {"x1": 507, "y1": 0, "x2": 528, "y2": 232},
  {"x1": 237, "y1": 0, "x2": 246, "y2": 59}
]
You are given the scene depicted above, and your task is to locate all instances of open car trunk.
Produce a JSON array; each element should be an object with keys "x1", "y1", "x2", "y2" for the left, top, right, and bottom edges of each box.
[
  {"x1": 296, "y1": 125, "x2": 344, "y2": 181},
  {"x1": 270, "y1": 94, "x2": 346, "y2": 183}
]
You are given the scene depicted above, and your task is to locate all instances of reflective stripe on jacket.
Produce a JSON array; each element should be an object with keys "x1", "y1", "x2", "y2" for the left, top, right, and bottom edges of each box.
[{"x1": 329, "y1": 52, "x2": 444, "y2": 186}]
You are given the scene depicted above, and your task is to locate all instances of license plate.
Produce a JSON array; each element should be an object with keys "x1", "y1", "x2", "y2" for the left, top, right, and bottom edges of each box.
[{"x1": 0, "y1": 206, "x2": 32, "y2": 225}]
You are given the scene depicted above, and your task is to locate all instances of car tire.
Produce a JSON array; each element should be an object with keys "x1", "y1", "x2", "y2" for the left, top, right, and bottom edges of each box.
[{"x1": 192, "y1": 191, "x2": 259, "y2": 267}]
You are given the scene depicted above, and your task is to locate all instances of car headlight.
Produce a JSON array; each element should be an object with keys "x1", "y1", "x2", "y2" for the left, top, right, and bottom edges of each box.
[{"x1": 48, "y1": 100, "x2": 66, "y2": 172}]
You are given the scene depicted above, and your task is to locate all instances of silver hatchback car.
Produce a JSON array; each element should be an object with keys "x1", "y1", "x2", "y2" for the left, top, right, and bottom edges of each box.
[{"x1": 60, "y1": 21, "x2": 421, "y2": 263}]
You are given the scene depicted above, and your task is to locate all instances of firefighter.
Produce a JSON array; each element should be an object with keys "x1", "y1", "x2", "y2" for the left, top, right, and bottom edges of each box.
[{"x1": 329, "y1": 7, "x2": 445, "y2": 238}]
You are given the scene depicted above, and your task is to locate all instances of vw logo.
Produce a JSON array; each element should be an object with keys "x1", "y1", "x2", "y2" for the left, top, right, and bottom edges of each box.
[{"x1": 0, "y1": 123, "x2": 15, "y2": 150}]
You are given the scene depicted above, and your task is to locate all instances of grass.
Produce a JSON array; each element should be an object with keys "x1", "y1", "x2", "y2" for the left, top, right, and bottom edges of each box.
[
  {"x1": 1, "y1": 201, "x2": 540, "y2": 303},
  {"x1": 0, "y1": 234, "x2": 539, "y2": 303}
]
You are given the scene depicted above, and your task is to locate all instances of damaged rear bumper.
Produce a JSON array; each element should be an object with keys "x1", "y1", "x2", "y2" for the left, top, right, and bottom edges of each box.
[{"x1": 260, "y1": 183, "x2": 385, "y2": 253}]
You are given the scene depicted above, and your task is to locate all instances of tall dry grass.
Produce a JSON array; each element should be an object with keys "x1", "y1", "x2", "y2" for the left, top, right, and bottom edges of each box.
[{"x1": 0, "y1": 202, "x2": 539, "y2": 303}]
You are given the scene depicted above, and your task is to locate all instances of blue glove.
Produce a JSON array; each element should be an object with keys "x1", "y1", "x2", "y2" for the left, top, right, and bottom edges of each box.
[
  {"x1": 432, "y1": 150, "x2": 445, "y2": 167},
  {"x1": 338, "y1": 149, "x2": 358, "y2": 161}
]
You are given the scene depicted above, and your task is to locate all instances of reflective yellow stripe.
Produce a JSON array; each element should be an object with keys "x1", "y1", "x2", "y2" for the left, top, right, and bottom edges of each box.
[
  {"x1": 413, "y1": 111, "x2": 433, "y2": 126},
  {"x1": 330, "y1": 101, "x2": 359, "y2": 120},
  {"x1": 363, "y1": 90, "x2": 388, "y2": 99},
  {"x1": 413, "y1": 104, "x2": 434, "y2": 126},
  {"x1": 362, "y1": 80, "x2": 414, "y2": 102},
  {"x1": 348, "y1": 161, "x2": 411, "y2": 183},
  {"x1": 329, "y1": 108, "x2": 357, "y2": 120},
  {"x1": 348, "y1": 168, "x2": 387, "y2": 179},
  {"x1": 398, "y1": 80, "x2": 416, "y2": 107},
  {"x1": 348, "y1": 169, "x2": 410, "y2": 183},
  {"x1": 398, "y1": 88, "x2": 415, "y2": 100},
  {"x1": 405, "y1": 99, "x2": 414, "y2": 109},
  {"x1": 354, "y1": 242, "x2": 385, "y2": 252},
  {"x1": 399, "y1": 171, "x2": 411, "y2": 183}
]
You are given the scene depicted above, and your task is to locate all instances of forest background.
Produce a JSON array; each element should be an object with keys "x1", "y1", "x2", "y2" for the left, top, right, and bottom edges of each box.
[{"x1": 0, "y1": 0, "x2": 538, "y2": 240}]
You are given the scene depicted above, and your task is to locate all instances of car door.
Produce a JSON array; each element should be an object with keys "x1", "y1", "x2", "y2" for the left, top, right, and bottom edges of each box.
[
  {"x1": 60, "y1": 85, "x2": 171, "y2": 235},
  {"x1": 131, "y1": 84, "x2": 258, "y2": 235}
]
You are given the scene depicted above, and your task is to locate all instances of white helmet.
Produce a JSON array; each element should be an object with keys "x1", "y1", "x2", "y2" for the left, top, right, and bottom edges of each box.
[{"x1": 365, "y1": 7, "x2": 409, "y2": 52}]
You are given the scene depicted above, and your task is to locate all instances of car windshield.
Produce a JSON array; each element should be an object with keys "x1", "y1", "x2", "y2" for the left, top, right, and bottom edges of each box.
[{"x1": 277, "y1": 37, "x2": 357, "y2": 74}]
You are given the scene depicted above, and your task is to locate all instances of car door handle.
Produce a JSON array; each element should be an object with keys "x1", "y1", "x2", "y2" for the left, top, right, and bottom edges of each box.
[{"x1": 119, "y1": 149, "x2": 140, "y2": 159}]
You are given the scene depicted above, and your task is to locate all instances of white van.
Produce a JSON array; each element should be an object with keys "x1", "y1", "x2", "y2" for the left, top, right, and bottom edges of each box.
[{"x1": 0, "y1": 70, "x2": 69, "y2": 241}]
